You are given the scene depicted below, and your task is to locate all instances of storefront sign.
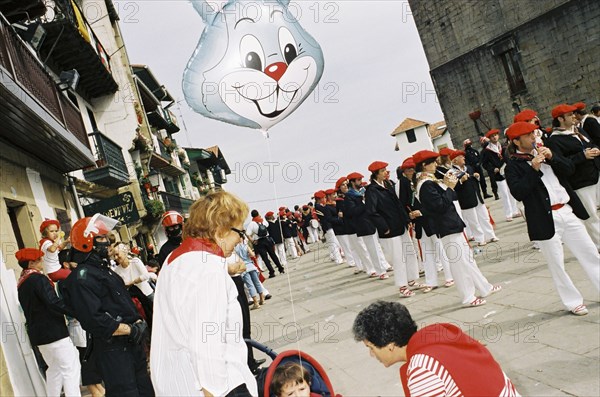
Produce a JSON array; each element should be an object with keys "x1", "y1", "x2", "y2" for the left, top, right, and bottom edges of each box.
[{"x1": 82, "y1": 192, "x2": 140, "y2": 225}]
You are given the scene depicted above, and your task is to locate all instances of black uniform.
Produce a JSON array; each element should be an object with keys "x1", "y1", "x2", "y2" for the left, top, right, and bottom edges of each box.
[
  {"x1": 315, "y1": 203, "x2": 342, "y2": 232},
  {"x1": 344, "y1": 188, "x2": 377, "y2": 237},
  {"x1": 453, "y1": 165, "x2": 484, "y2": 209},
  {"x1": 252, "y1": 221, "x2": 284, "y2": 277},
  {"x1": 157, "y1": 237, "x2": 182, "y2": 267},
  {"x1": 546, "y1": 131, "x2": 600, "y2": 190},
  {"x1": 18, "y1": 272, "x2": 73, "y2": 346},
  {"x1": 481, "y1": 145, "x2": 506, "y2": 182},
  {"x1": 582, "y1": 116, "x2": 600, "y2": 147},
  {"x1": 365, "y1": 180, "x2": 409, "y2": 239},
  {"x1": 63, "y1": 252, "x2": 154, "y2": 397},
  {"x1": 505, "y1": 151, "x2": 589, "y2": 241},
  {"x1": 465, "y1": 145, "x2": 489, "y2": 195},
  {"x1": 266, "y1": 219, "x2": 284, "y2": 244},
  {"x1": 335, "y1": 197, "x2": 355, "y2": 235},
  {"x1": 418, "y1": 180, "x2": 465, "y2": 238}
]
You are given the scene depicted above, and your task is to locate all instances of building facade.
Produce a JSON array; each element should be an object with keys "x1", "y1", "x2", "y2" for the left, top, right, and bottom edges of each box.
[
  {"x1": 392, "y1": 118, "x2": 454, "y2": 162},
  {"x1": 408, "y1": 0, "x2": 600, "y2": 146}
]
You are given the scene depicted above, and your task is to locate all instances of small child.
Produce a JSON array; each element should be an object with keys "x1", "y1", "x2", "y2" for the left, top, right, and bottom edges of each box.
[
  {"x1": 39, "y1": 219, "x2": 70, "y2": 282},
  {"x1": 234, "y1": 240, "x2": 266, "y2": 310},
  {"x1": 270, "y1": 362, "x2": 314, "y2": 397}
]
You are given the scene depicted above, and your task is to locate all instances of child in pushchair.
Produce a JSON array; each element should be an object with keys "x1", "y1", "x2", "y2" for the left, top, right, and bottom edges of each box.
[{"x1": 247, "y1": 340, "x2": 342, "y2": 397}]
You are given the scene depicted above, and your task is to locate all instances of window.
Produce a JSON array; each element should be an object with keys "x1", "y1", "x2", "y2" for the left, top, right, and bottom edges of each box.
[
  {"x1": 406, "y1": 129, "x2": 417, "y2": 143},
  {"x1": 499, "y1": 49, "x2": 527, "y2": 95}
]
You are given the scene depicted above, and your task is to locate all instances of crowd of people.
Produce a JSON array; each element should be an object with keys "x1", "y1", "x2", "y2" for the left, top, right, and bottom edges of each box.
[{"x1": 12, "y1": 101, "x2": 600, "y2": 396}]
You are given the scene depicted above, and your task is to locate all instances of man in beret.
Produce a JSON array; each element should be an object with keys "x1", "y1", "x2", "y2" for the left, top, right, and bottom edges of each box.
[
  {"x1": 16, "y1": 248, "x2": 81, "y2": 396},
  {"x1": 546, "y1": 104, "x2": 600, "y2": 250},
  {"x1": 573, "y1": 102, "x2": 600, "y2": 146},
  {"x1": 505, "y1": 122, "x2": 600, "y2": 316},
  {"x1": 481, "y1": 129, "x2": 520, "y2": 221},
  {"x1": 464, "y1": 139, "x2": 492, "y2": 199},
  {"x1": 314, "y1": 190, "x2": 344, "y2": 264}
]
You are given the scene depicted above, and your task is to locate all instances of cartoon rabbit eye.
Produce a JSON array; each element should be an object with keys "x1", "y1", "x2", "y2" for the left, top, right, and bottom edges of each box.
[
  {"x1": 240, "y1": 35, "x2": 265, "y2": 71},
  {"x1": 279, "y1": 27, "x2": 298, "y2": 65}
]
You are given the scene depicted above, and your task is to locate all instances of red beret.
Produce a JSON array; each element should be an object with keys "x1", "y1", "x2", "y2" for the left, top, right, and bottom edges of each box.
[
  {"x1": 412, "y1": 150, "x2": 439, "y2": 165},
  {"x1": 450, "y1": 150, "x2": 465, "y2": 160},
  {"x1": 314, "y1": 191, "x2": 326, "y2": 199},
  {"x1": 265, "y1": 211, "x2": 274, "y2": 217},
  {"x1": 324, "y1": 188, "x2": 336, "y2": 195},
  {"x1": 506, "y1": 122, "x2": 538, "y2": 140},
  {"x1": 278, "y1": 206, "x2": 285, "y2": 211},
  {"x1": 551, "y1": 104, "x2": 577, "y2": 119},
  {"x1": 278, "y1": 210, "x2": 286, "y2": 217},
  {"x1": 347, "y1": 172, "x2": 364, "y2": 180},
  {"x1": 131, "y1": 247, "x2": 140, "y2": 255},
  {"x1": 513, "y1": 109, "x2": 538, "y2": 123},
  {"x1": 573, "y1": 102, "x2": 586, "y2": 111},
  {"x1": 401, "y1": 157, "x2": 415, "y2": 170},
  {"x1": 39, "y1": 219, "x2": 60, "y2": 233},
  {"x1": 367, "y1": 161, "x2": 388, "y2": 172},
  {"x1": 335, "y1": 177, "x2": 348, "y2": 190},
  {"x1": 485, "y1": 129, "x2": 500, "y2": 138},
  {"x1": 15, "y1": 248, "x2": 44, "y2": 263},
  {"x1": 439, "y1": 147, "x2": 454, "y2": 157},
  {"x1": 302, "y1": 205, "x2": 309, "y2": 210}
]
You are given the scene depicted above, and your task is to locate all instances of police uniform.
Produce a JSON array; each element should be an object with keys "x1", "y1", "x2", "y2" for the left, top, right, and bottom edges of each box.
[{"x1": 63, "y1": 252, "x2": 154, "y2": 396}]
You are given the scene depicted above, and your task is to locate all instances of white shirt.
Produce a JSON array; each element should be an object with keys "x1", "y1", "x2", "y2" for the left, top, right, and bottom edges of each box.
[
  {"x1": 150, "y1": 247, "x2": 257, "y2": 396},
  {"x1": 41, "y1": 240, "x2": 60, "y2": 274},
  {"x1": 245, "y1": 220, "x2": 264, "y2": 241},
  {"x1": 519, "y1": 150, "x2": 570, "y2": 206},
  {"x1": 113, "y1": 257, "x2": 153, "y2": 296}
]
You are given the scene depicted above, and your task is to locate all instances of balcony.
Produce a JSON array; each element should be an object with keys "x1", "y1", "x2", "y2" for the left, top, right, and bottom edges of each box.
[
  {"x1": 0, "y1": 0, "x2": 47, "y2": 23},
  {"x1": 0, "y1": 13, "x2": 94, "y2": 172},
  {"x1": 38, "y1": 0, "x2": 118, "y2": 99},
  {"x1": 83, "y1": 130, "x2": 130, "y2": 188},
  {"x1": 159, "y1": 191, "x2": 195, "y2": 217},
  {"x1": 149, "y1": 139, "x2": 185, "y2": 177},
  {"x1": 185, "y1": 146, "x2": 231, "y2": 186},
  {"x1": 147, "y1": 107, "x2": 180, "y2": 134}
]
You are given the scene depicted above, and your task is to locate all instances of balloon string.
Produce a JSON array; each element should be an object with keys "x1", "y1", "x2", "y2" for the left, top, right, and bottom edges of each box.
[{"x1": 262, "y1": 131, "x2": 303, "y2": 358}]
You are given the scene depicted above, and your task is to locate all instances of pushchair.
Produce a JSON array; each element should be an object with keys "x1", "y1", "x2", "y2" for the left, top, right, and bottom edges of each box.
[{"x1": 246, "y1": 339, "x2": 342, "y2": 397}]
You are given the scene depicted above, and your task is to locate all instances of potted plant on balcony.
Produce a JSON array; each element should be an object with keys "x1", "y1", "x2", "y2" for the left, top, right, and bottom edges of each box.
[
  {"x1": 132, "y1": 129, "x2": 151, "y2": 153},
  {"x1": 144, "y1": 199, "x2": 165, "y2": 221}
]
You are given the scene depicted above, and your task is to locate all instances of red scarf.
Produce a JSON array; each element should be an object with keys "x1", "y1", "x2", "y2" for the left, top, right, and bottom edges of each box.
[
  {"x1": 18, "y1": 269, "x2": 53, "y2": 289},
  {"x1": 252, "y1": 215, "x2": 264, "y2": 224},
  {"x1": 167, "y1": 237, "x2": 224, "y2": 264}
]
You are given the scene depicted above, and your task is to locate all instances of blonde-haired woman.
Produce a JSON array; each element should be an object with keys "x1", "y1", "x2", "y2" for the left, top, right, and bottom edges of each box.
[{"x1": 150, "y1": 191, "x2": 257, "y2": 397}]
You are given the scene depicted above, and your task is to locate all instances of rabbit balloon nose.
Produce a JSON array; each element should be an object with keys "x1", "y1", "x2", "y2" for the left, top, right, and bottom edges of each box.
[{"x1": 265, "y1": 62, "x2": 287, "y2": 82}]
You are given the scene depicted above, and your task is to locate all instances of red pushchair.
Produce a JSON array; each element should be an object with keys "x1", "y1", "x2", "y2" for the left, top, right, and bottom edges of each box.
[{"x1": 246, "y1": 339, "x2": 342, "y2": 397}]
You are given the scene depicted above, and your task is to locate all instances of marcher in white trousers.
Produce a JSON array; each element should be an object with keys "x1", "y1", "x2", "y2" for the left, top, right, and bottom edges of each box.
[
  {"x1": 461, "y1": 203, "x2": 498, "y2": 245},
  {"x1": 336, "y1": 234, "x2": 357, "y2": 267},
  {"x1": 374, "y1": 233, "x2": 392, "y2": 271},
  {"x1": 37, "y1": 336, "x2": 81, "y2": 397},
  {"x1": 325, "y1": 229, "x2": 343, "y2": 264},
  {"x1": 274, "y1": 243, "x2": 287, "y2": 266},
  {"x1": 419, "y1": 234, "x2": 453, "y2": 287},
  {"x1": 284, "y1": 237, "x2": 298, "y2": 258},
  {"x1": 361, "y1": 233, "x2": 388, "y2": 276},
  {"x1": 379, "y1": 233, "x2": 419, "y2": 286},
  {"x1": 349, "y1": 234, "x2": 375, "y2": 274},
  {"x1": 574, "y1": 183, "x2": 600, "y2": 249},
  {"x1": 441, "y1": 233, "x2": 495, "y2": 305},
  {"x1": 308, "y1": 223, "x2": 320, "y2": 243},
  {"x1": 497, "y1": 179, "x2": 520, "y2": 220},
  {"x1": 535, "y1": 205, "x2": 600, "y2": 311}
]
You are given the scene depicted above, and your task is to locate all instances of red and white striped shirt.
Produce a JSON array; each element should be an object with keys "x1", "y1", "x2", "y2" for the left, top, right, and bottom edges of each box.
[{"x1": 407, "y1": 353, "x2": 520, "y2": 397}]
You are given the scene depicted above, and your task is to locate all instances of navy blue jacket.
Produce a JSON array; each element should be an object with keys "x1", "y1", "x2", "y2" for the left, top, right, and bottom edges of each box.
[
  {"x1": 365, "y1": 180, "x2": 409, "y2": 239},
  {"x1": 344, "y1": 191, "x2": 376, "y2": 237},
  {"x1": 453, "y1": 165, "x2": 484, "y2": 209},
  {"x1": 418, "y1": 180, "x2": 465, "y2": 238}
]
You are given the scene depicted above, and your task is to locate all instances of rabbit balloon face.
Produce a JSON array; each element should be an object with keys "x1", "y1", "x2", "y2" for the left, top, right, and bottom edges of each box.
[{"x1": 183, "y1": 0, "x2": 325, "y2": 131}]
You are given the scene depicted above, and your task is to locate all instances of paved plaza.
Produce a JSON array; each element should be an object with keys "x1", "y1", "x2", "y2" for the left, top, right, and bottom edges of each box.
[{"x1": 251, "y1": 198, "x2": 600, "y2": 396}]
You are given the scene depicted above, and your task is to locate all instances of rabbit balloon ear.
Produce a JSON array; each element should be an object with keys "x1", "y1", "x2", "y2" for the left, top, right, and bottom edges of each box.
[
  {"x1": 190, "y1": 0, "x2": 227, "y2": 23},
  {"x1": 279, "y1": 0, "x2": 290, "y2": 7}
]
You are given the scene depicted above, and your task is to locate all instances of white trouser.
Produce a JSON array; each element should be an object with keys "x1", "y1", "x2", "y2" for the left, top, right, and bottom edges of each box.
[
  {"x1": 37, "y1": 337, "x2": 81, "y2": 397},
  {"x1": 575, "y1": 183, "x2": 600, "y2": 249},
  {"x1": 419, "y1": 234, "x2": 442, "y2": 287},
  {"x1": 284, "y1": 237, "x2": 298, "y2": 258},
  {"x1": 454, "y1": 200, "x2": 471, "y2": 237},
  {"x1": 275, "y1": 243, "x2": 287, "y2": 265},
  {"x1": 308, "y1": 226, "x2": 320, "y2": 243},
  {"x1": 361, "y1": 234, "x2": 388, "y2": 275},
  {"x1": 349, "y1": 234, "x2": 375, "y2": 273},
  {"x1": 325, "y1": 229, "x2": 343, "y2": 264},
  {"x1": 535, "y1": 205, "x2": 600, "y2": 311},
  {"x1": 379, "y1": 233, "x2": 419, "y2": 287},
  {"x1": 441, "y1": 233, "x2": 493, "y2": 304},
  {"x1": 374, "y1": 233, "x2": 392, "y2": 270},
  {"x1": 336, "y1": 234, "x2": 356, "y2": 266},
  {"x1": 400, "y1": 232, "x2": 420, "y2": 281},
  {"x1": 461, "y1": 203, "x2": 497, "y2": 243},
  {"x1": 497, "y1": 179, "x2": 519, "y2": 218}
]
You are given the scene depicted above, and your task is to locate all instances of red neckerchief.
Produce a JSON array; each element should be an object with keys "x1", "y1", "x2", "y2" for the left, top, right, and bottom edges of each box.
[
  {"x1": 18, "y1": 269, "x2": 53, "y2": 289},
  {"x1": 510, "y1": 152, "x2": 535, "y2": 161},
  {"x1": 167, "y1": 237, "x2": 224, "y2": 264}
]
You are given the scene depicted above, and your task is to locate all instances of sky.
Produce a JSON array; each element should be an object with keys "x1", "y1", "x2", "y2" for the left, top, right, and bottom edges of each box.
[{"x1": 114, "y1": 0, "x2": 443, "y2": 214}]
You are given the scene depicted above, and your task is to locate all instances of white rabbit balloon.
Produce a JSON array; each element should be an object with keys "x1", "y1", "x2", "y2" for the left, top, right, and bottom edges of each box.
[{"x1": 183, "y1": 0, "x2": 325, "y2": 131}]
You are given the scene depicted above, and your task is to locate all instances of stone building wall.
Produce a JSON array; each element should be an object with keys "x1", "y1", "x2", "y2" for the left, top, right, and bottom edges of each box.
[{"x1": 408, "y1": 0, "x2": 600, "y2": 144}]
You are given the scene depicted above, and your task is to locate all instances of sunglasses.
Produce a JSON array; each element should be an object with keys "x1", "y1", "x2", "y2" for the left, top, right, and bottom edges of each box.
[{"x1": 231, "y1": 227, "x2": 246, "y2": 239}]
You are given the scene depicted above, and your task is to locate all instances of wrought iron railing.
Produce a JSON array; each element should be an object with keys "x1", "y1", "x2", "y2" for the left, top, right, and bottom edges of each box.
[
  {"x1": 0, "y1": 14, "x2": 88, "y2": 147},
  {"x1": 88, "y1": 130, "x2": 129, "y2": 176}
]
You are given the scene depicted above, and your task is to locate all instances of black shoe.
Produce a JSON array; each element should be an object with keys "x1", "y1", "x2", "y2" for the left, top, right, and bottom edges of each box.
[
  {"x1": 279, "y1": 270, "x2": 285, "y2": 274},
  {"x1": 265, "y1": 294, "x2": 272, "y2": 300},
  {"x1": 269, "y1": 273, "x2": 276, "y2": 278},
  {"x1": 483, "y1": 193, "x2": 493, "y2": 199},
  {"x1": 494, "y1": 193, "x2": 499, "y2": 200}
]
